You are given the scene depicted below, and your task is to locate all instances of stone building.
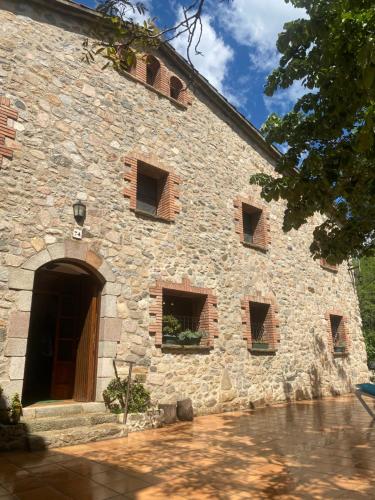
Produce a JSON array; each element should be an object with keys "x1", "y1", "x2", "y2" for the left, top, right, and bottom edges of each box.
[{"x1": 0, "y1": 0, "x2": 369, "y2": 416}]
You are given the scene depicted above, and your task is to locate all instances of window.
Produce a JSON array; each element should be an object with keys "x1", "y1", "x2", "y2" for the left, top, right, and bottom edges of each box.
[
  {"x1": 124, "y1": 155, "x2": 181, "y2": 222},
  {"x1": 170, "y1": 76, "x2": 183, "y2": 101},
  {"x1": 146, "y1": 55, "x2": 161, "y2": 87},
  {"x1": 149, "y1": 278, "x2": 218, "y2": 348},
  {"x1": 329, "y1": 314, "x2": 347, "y2": 354},
  {"x1": 234, "y1": 197, "x2": 270, "y2": 250},
  {"x1": 321, "y1": 259, "x2": 338, "y2": 272},
  {"x1": 241, "y1": 296, "x2": 279, "y2": 353}
]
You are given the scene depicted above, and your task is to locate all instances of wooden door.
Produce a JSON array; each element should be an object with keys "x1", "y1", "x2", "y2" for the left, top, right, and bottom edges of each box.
[
  {"x1": 73, "y1": 280, "x2": 100, "y2": 402},
  {"x1": 51, "y1": 292, "x2": 80, "y2": 400}
]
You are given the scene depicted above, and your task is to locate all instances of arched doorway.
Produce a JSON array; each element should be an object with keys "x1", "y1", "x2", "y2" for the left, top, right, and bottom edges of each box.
[{"x1": 22, "y1": 259, "x2": 103, "y2": 406}]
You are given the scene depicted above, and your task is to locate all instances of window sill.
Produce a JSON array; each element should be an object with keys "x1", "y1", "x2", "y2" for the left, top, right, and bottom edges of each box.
[
  {"x1": 161, "y1": 344, "x2": 212, "y2": 353},
  {"x1": 132, "y1": 208, "x2": 173, "y2": 223},
  {"x1": 242, "y1": 241, "x2": 268, "y2": 253},
  {"x1": 250, "y1": 348, "x2": 277, "y2": 355},
  {"x1": 321, "y1": 265, "x2": 338, "y2": 273},
  {"x1": 123, "y1": 71, "x2": 189, "y2": 110},
  {"x1": 333, "y1": 352, "x2": 349, "y2": 358}
]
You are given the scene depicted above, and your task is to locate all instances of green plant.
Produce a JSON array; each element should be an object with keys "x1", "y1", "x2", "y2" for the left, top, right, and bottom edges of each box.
[
  {"x1": 10, "y1": 393, "x2": 22, "y2": 424},
  {"x1": 178, "y1": 330, "x2": 203, "y2": 344},
  {"x1": 162, "y1": 315, "x2": 182, "y2": 337},
  {"x1": 103, "y1": 377, "x2": 151, "y2": 414}
]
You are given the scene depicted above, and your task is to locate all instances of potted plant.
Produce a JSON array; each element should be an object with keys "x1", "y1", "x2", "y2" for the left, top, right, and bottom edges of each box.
[
  {"x1": 334, "y1": 341, "x2": 346, "y2": 353},
  {"x1": 252, "y1": 341, "x2": 269, "y2": 350},
  {"x1": 162, "y1": 314, "x2": 181, "y2": 345},
  {"x1": 178, "y1": 330, "x2": 203, "y2": 346}
]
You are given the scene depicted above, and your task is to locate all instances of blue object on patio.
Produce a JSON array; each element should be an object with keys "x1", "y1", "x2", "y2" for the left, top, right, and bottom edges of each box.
[{"x1": 355, "y1": 383, "x2": 375, "y2": 419}]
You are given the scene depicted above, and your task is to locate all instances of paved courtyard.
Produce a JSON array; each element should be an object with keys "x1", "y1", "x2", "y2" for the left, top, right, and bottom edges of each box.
[{"x1": 1, "y1": 396, "x2": 375, "y2": 499}]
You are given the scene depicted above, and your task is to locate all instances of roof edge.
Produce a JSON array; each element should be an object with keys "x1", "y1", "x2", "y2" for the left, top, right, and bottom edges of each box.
[{"x1": 13, "y1": 0, "x2": 280, "y2": 162}]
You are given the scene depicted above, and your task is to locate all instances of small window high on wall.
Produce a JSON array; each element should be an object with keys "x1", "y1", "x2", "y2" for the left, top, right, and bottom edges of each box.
[
  {"x1": 170, "y1": 76, "x2": 183, "y2": 101},
  {"x1": 146, "y1": 56, "x2": 161, "y2": 87},
  {"x1": 330, "y1": 314, "x2": 347, "y2": 354},
  {"x1": 136, "y1": 162, "x2": 167, "y2": 216},
  {"x1": 243, "y1": 206, "x2": 262, "y2": 244}
]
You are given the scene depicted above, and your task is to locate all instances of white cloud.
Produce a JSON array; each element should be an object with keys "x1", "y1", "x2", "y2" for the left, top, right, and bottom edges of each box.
[
  {"x1": 219, "y1": 0, "x2": 307, "y2": 71},
  {"x1": 171, "y1": 12, "x2": 234, "y2": 96},
  {"x1": 264, "y1": 79, "x2": 306, "y2": 115}
]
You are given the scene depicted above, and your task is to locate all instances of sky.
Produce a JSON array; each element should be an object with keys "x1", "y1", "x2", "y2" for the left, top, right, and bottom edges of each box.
[{"x1": 77, "y1": 0, "x2": 307, "y2": 129}]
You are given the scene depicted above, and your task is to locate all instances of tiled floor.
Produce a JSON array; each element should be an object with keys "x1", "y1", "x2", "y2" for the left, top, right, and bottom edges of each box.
[{"x1": 1, "y1": 396, "x2": 375, "y2": 499}]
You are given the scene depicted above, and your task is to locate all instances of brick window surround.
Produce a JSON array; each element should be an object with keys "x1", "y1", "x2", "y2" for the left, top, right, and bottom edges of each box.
[
  {"x1": 124, "y1": 153, "x2": 181, "y2": 222},
  {"x1": 320, "y1": 259, "x2": 339, "y2": 273},
  {"x1": 128, "y1": 53, "x2": 192, "y2": 108},
  {"x1": 325, "y1": 310, "x2": 350, "y2": 355},
  {"x1": 149, "y1": 277, "x2": 218, "y2": 348},
  {"x1": 241, "y1": 295, "x2": 279, "y2": 352},
  {"x1": 0, "y1": 97, "x2": 18, "y2": 166},
  {"x1": 234, "y1": 196, "x2": 270, "y2": 251}
]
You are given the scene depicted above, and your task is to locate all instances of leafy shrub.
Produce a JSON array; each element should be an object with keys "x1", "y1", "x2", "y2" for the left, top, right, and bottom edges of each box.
[
  {"x1": 178, "y1": 330, "x2": 203, "y2": 343},
  {"x1": 103, "y1": 377, "x2": 151, "y2": 414},
  {"x1": 162, "y1": 314, "x2": 182, "y2": 336}
]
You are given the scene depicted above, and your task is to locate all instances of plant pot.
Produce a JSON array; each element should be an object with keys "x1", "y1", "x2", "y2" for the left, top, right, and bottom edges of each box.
[
  {"x1": 163, "y1": 334, "x2": 179, "y2": 345},
  {"x1": 252, "y1": 342, "x2": 269, "y2": 350},
  {"x1": 334, "y1": 346, "x2": 346, "y2": 353}
]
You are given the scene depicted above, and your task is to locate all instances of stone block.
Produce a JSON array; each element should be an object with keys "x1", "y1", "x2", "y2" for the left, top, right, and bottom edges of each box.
[
  {"x1": 98, "y1": 341, "x2": 117, "y2": 358},
  {"x1": 99, "y1": 317, "x2": 122, "y2": 341},
  {"x1": 22, "y1": 250, "x2": 50, "y2": 271},
  {"x1": 100, "y1": 295, "x2": 117, "y2": 318},
  {"x1": 177, "y1": 399, "x2": 194, "y2": 421},
  {"x1": 8, "y1": 311, "x2": 30, "y2": 338},
  {"x1": 9, "y1": 357, "x2": 25, "y2": 380},
  {"x1": 102, "y1": 282, "x2": 122, "y2": 296},
  {"x1": 86, "y1": 250, "x2": 103, "y2": 270},
  {"x1": 65, "y1": 240, "x2": 88, "y2": 261},
  {"x1": 158, "y1": 403, "x2": 176, "y2": 424},
  {"x1": 8, "y1": 269, "x2": 34, "y2": 290},
  {"x1": 97, "y1": 357, "x2": 115, "y2": 378},
  {"x1": 98, "y1": 261, "x2": 115, "y2": 283},
  {"x1": 5, "y1": 338, "x2": 27, "y2": 357},
  {"x1": 47, "y1": 243, "x2": 65, "y2": 261},
  {"x1": 16, "y1": 291, "x2": 33, "y2": 312},
  {"x1": 1, "y1": 380, "x2": 23, "y2": 397},
  {"x1": 96, "y1": 377, "x2": 112, "y2": 401}
]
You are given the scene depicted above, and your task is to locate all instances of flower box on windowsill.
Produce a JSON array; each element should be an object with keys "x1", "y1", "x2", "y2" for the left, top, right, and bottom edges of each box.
[
  {"x1": 161, "y1": 344, "x2": 212, "y2": 353},
  {"x1": 334, "y1": 345, "x2": 346, "y2": 353},
  {"x1": 252, "y1": 342, "x2": 269, "y2": 350}
]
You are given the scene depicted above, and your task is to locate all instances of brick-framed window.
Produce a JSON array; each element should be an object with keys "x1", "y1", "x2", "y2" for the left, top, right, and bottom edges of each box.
[
  {"x1": 127, "y1": 53, "x2": 192, "y2": 108},
  {"x1": 124, "y1": 153, "x2": 180, "y2": 222},
  {"x1": 320, "y1": 259, "x2": 338, "y2": 273},
  {"x1": 241, "y1": 295, "x2": 279, "y2": 353},
  {"x1": 149, "y1": 277, "x2": 218, "y2": 348},
  {"x1": 234, "y1": 196, "x2": 270, "y2": 251},
  {"x1": 0, "y1": 97, "x2": 18, "y2": 166},
  {"x1": 325, "y1": 310, "x2": 350, "y2": 355}
]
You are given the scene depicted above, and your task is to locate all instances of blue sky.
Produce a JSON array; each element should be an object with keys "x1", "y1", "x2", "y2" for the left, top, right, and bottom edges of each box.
[{"x1": 77, "y1": 0, "x2": 306, "y2": 129}]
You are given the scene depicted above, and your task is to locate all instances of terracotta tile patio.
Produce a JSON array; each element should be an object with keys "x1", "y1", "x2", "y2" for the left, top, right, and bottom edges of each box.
[{"x1": 1, "y1": 396, "x2": 375, "y2": 499}]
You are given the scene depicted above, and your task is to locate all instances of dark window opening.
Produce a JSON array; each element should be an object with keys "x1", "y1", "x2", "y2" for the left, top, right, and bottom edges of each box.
[
  {"x1": 250, "y1": 302, "x2": 271, "y2": 348},
  {"x1": 146, "y1": 56, "x2": 160, "y2": 87},
  {"x1": 243, "y1": 205, "x2": 262, "y2": 244},
  {"x1": 170, "y1": 76, "x2": 183, "y2": 101},
  {"x1": 162, "y1": 290, "x2": 208, "y2": 344},
  {"x1": 330, "y1": 314, "x2": 344, "y2": 346},
  {"x1": 136, "y1": 162, "x2": 167, "y2": 216}
]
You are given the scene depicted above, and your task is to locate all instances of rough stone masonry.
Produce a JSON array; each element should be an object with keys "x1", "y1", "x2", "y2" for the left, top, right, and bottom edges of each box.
[{"x1": 0, "y1": 0, "x2": 369, "y2": 415}]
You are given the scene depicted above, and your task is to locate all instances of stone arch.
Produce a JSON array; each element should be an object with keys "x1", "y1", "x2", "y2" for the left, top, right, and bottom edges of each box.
[{"x1": 5, "y1": 241, "x2": 122, "y2": 401}]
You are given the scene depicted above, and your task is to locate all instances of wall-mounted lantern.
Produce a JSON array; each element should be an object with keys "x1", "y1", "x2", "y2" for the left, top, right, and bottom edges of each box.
[{"x1": 73, "y1": 200, "x2": 86, "y2": 225}]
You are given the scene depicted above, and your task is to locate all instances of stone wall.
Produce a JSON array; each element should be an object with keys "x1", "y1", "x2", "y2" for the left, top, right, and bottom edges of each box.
[{"x1": 0, "y1": 0, "x2": 369, "y2": 414}]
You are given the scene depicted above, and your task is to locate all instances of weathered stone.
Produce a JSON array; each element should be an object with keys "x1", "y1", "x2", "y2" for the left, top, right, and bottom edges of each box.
[
  {"x1": 99, "y1": 317, "x2": 122, "y2": 341},
  {"x1": 158, "y1": 403, "x2": 177, "y2": 424},
  {"x1": 97, "y1": 357, "x2": 115, "y2": 378},
  {"x1": 30, "y1": 237, "x2": 45, "y2": 252},
  {"x1": 8, "y1": 312, "x2": 30, "y2": 338},
  {"x1": 176, "y1": 398, "x2": 194, "y2": 421},
  {"x1": 86, "y1": 250, "x2": 103, "y2": 270},
  {"x1": 8, "y1": 269, "x2": 34, "y2": 290},
  {"x1": 4, "y1": 254, "x2": 24, "y2": 267},
  {"x1": 98, "y1": 341, "x2": 117, "y2": 358},
  {"x1": 9, "y1": 356, "x2": 25, "y2": 380},
  {"x1": 65, "y1": 240, "x2": 88, "y2": 261},
  {"x1": 5, "y1": 338, "x2": 27, "y2": 357},
  {"x1": 22, "y1": 250, "x2": 50, "y2": 271},
  {"x1": 47, "y1": 242, "x2": 65, "y2": 261},
  {"x1": 221, "y1": 369, "x2": 232, "y2": 391},
  {"x1": 16, "y1": 291, "x2": 33, "y2": 312},
  {"x1": 100, "y1": 295, "x2": 117, "y2": 318}
]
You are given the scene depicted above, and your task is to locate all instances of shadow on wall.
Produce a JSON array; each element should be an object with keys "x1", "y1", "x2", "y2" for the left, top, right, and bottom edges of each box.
[{"x1": 282, "y1": 331, "x2": 354, "y2": 403}]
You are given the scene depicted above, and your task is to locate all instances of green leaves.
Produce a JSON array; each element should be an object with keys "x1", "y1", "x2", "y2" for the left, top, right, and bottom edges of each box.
[{"x1": 255, "y1": 0, "x2": 375, "y2": 263}]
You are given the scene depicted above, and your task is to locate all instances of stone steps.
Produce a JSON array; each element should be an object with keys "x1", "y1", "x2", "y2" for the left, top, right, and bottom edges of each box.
[
  {"x1": 22, "y1": 411, "x2": 118, "y2": 433},
  {"x1": 27, "y1": 422, "x2": 127, "y2": 451}
]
